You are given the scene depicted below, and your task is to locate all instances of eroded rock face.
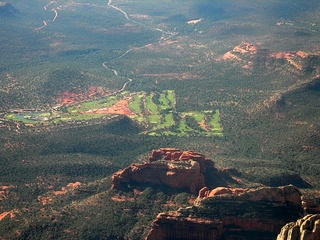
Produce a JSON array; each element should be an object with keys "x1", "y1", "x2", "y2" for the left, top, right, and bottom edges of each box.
[
  {"x1": 149, "y1": 148, "x2": 212, "y2": 173},
  {"x1": 197, "y1": 185, "x2": 302, "y2": 206},
  {"x1": 146, "y1": 185, "x2": 303, "y2": 240},
  {"x1": 216, "y1": 41, "x2": 320, "y2": 73},
  {"x1": 112, "y1": 148, "x2": 218, "y2": 193},
  {"x1": 111, "y1": 160, "x2": 205, "y2": 193},
  {"x1": 277, "y1": 214, "x2": 320, "y2": 240}
]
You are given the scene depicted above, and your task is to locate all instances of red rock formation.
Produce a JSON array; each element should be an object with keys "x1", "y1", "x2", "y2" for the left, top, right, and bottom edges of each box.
[
  {"x1": 112, "y1": 148, "x2": 219, "y2": 193},
  {"x1": 148, "y1": 148, "x2": 212, "y2": 173},
  {"x1": 111, "y1": 149, "x2": 243, "y2": 194},
  {"x1": 146, "y1": 185, "x2": 303, "y2": 240},
  {"x1": 215, "y1": 42, "x2": 320, "y2": 72},
  {"x1": 277, "y1": 214, "x2": 320, "y2": 240},
  {"x1": 111, "y1": 161, "x2": 205, "y2": 193},
  {"x1": 149, "y1": 148, "x2": 180, "y2": 162},
  {"x1": 208, "y1": 186, "x2": 247, "y2": 197},
  {"x1": 197, "y1": 185, "x2": 302, "y2": 206}
]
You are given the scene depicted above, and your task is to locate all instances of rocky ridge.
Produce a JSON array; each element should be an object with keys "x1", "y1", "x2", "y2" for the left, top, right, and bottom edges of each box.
[
  {"x1": 111, "y1": 149, "x2": 319, "y2": 239},
  {"x1": 277, "y1": 214, "x2": 320, "y2": 240},
  {"x1": 216, "y1": 42, "x2": 320, "y2": 73},
  {"x1": 146, "y1": 185, "x2": 304, "y2": 240}
]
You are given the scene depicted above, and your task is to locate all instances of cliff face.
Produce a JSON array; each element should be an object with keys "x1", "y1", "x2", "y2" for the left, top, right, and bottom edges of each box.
[
  {"x1": 197, "y1": 185, "x2": 302, "y2": 205},
  {"x1": 277, "y1": 214, "x2": 320, "y2": 240},
  {"x1": 111, "y1": 160, "x2": 205, "y2": 193},
  {"x1": 111, "y1": 148, "x2": 221, "y2": 193},
  {"x1": 146, "y1": 185, "x2": 303, "y2": 240}
]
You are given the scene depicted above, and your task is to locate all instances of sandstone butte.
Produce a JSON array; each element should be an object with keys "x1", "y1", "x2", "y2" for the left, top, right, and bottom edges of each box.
[
  {"x1": 111, "y1": 148, "x2": 222, "y2": 193},
  {"x1": 146, "y1": 185, "x2": 304, "y2": 240},
  {"x1": 215, "y1": 41, "x2": 320, "y2": 73},
  {"x1": 277, "y1": 214, "x2": 320, "y2": 240}
]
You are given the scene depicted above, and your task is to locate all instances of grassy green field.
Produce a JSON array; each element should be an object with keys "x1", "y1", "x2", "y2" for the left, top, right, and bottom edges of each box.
[
  {"x1": 5, "y1": 90, "x2": 223, "y2": 136},
  {"x1": 128, "y1": 93, "x2": 144, "y2": 115},
  {"x1": 146, "y1": 93, "x2": 159, "y2": 115}
]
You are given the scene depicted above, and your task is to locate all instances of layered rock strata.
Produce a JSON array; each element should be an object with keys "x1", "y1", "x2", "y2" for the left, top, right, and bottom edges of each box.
[
  {"x1": 277, "y1": 214, "x2": 320, "y2": 240},
  {"x1": 146, "y1": 185, "x2": 303, "y2": 240},
  {"x1": 111, "y1": 160, "x2": 205, "y2": 193},
  {"x1": 111, "y1": 148, "x2": 219, "y2": 193}
]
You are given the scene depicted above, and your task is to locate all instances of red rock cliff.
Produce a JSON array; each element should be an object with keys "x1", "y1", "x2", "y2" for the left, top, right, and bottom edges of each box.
[
  {"x1": 111, "y1": 160, "x2": 205, "y2": 193},
  {"x1": 146, "y1": 185, "x2": 303, "y2": 240},
  {"x1": 111, "y1": 148, "x2": 218, "y2": 193},
  {"x1": 277, "y1": 214, "x2": 320, "y2": 240}
]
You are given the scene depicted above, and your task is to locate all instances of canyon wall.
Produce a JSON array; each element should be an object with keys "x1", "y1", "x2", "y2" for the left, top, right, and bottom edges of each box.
[{"x1": 146, "y1": 185, "x2": 303, "y2": 240}]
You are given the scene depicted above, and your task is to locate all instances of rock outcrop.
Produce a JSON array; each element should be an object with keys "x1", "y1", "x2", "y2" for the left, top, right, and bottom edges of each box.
[
  {"x1": 196, "y1": 185, "x2": 302, "y2": 206},
  {"x1": 111, "y1": 160, "x2": 205, "y2": 193},
  {"x1": 146, "y1": 185, "x2": 303, "y2": 240},
  {"x1": 277, "y1": 214, "x2": 320, "y2": 240},
  {"x1": 301, "y1": 196, "x2": 320, "y2": 214},
  {"x1": 148, "y1": 148, "x2": 211, "y2": 173},
  {"x1": 216, "y1": 42, "x2": 320, "y2": 73},
  {"x1": 111, "y1": 148, "x2": 221, "y2": 193}
]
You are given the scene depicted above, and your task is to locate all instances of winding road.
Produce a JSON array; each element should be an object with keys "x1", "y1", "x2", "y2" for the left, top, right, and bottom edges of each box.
[
  {"x1": 37, "y1": 0, "x2": 176, "y2": 94},
  {"x1": 36, "y1": 1, "x2": 59, "y2": 30},
  {"x1": 105, "y1": 0, "x2": 176, "y2": 93}
]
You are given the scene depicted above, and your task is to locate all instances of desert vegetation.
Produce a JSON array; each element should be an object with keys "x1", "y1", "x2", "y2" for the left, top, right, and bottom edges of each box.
[{"x1": 0, "y1": 0, "x2": 319, "y2": 239}]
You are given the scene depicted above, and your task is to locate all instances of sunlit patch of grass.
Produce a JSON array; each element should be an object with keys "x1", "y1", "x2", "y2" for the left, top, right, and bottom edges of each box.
[
  {"x1": 177, "y1": 118, "x2": 193, "y2": 133},
  {"x1": 166, "y1": 90, "x2": 175, "y2": 107},
  {"x1": 158, "y1": 92, "x2": 170, "y2": 110},
  {"x1": 162, "y1": 113, "x2": 174, "y2": 128},
  {"x1": 149, "y1": 114, "x2": 160, "y2": 124},
  {"x1": 128, "y1": 93, "x2": 144, "y2": 115},
  {"x1": 145, "y1": 93, "x2": 158, "y2": 114}
]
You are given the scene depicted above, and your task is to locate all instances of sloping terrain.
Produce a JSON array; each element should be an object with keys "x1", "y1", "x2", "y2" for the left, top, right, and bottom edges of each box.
[{"x1": 0, "y1": 0, "x2": 320, "y2": 239}]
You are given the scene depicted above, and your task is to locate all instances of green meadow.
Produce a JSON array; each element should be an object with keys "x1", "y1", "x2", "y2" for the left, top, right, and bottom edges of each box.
[{"x1": 5, "y1": 90, "x2": 222, "y2": 136}]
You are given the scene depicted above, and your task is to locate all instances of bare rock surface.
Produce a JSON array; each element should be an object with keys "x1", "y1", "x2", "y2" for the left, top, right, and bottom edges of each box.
[
  {"x1": 146, "y1": 185, "x2": 303, "y2": 240},
  {"x1": 277, "y1": 214, "x2": 320, "y2": 240},
  {"x1": 111, "y1": 148, "x2": 222, "y2": 193}
]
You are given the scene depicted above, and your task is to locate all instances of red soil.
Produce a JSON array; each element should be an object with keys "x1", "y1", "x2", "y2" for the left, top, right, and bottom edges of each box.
[
  {"x1": 270, "y1": 52, "x2": 295, "y2": 59},
  {"x1": 83, "y1": 99, "x2": 135, "y2": 116},
  {"x1": 58, "y1": 87, "x2": 110, "y2": 106},
  {"x1": 111, "y1": 194, "x2": 134, "y2": 202}
]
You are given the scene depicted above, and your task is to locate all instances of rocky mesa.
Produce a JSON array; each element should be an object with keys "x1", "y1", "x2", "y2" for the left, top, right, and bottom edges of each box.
[
  {"x1": 111, "y1": 148, "x2": 223, "y2": 193},
  {"x1": 146, "y1": 185, "x2": 304, "y2": 240}
]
